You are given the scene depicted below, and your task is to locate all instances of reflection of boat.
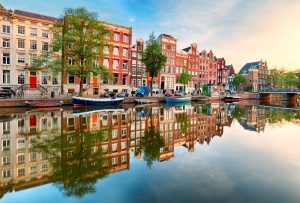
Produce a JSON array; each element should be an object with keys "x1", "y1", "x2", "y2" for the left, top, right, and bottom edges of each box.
[
  {"x1": 26, "y1": 101, "x2": 63, "y2": 108},
  {"x1": 135, "y1": 103, "x2": 157, "y2": 108},
  {"x1": 166, "y1": 97, "x2": 191, "y2": 103},
  {"x1": 135, "y1": 99, "x2": 158, "y2": 104},
  {"x1": 194, "y1": 97, "x2": 208, "y2": 102},
  {"x1": 165, "y1": 101, "x2": 190, "y2": 108},
  {"x1": 223, "y1": 96, "x2": 241, "y2": 102},
  {"x1": 26, "y1": 107, "x2": 63, "y2": 113},
  {"x1": 136, "y1": 108, "x2": 150, "y2": 118},
  {"x1": 73, "y1": 106, "x2": 124, "y2": 115},
  {"x1": 72, "y1": 97, "x2": 124, "y2": 106}
]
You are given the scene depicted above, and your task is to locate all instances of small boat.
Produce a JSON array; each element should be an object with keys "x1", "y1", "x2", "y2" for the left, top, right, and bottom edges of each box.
[
  {"x1": 223, "y1": 96, "x2": 242, "y2": 102},
  {"x1": 165, "y1": 97, "x2": 191, "y2": 103},
  {"x1": 26, "y1": 101, "x2": 63, "y2": 108},
  {"x1": 72, "y1": 96, "x2": 124, "y2": 106},
  {"x1": 135, "y1": 99, "x2": 158, "y2": 104},
  {"x1": 194, "y1": 97, "x2": 208, "y2": 102}
]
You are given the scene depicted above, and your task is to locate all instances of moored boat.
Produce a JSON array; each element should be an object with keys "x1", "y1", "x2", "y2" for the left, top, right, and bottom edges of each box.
[
  {"x1": 26, "y1": 101, "x2": 63, "y2": 108},
  {"x1": 72, "y1": 96, "x2": 124, "y2": 106},
  {"x1": 165, "y1": 97, "x2": 191, "y2": 103},
  {"x1": 223, "y1": 96, "x2": 242, "y2": 102}
]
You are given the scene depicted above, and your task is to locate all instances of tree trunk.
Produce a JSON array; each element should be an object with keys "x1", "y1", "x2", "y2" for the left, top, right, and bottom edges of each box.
[{"x1": 151, "y1": 76, "x2": 153, "y2": 96}]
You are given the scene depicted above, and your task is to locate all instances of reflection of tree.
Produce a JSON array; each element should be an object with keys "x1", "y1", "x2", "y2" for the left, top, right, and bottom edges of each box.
[
  {"x1": 140, "y1": 108, "x2": 164, "y2": 168},
  {"x1": 232, "y1": 106, "x2": 244, "y2": 120},
  {"x1": 32, "y1": 114, "x2": 109, "y2": 198},
  {"x1": 176, "y1": 113, "x2": 190, "y2": 134},
  {"x1": 266, "y1": 109, "x2": 297, "y2": 124}
]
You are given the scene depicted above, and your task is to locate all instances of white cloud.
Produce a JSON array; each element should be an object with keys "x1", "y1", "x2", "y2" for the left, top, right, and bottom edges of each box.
[{"x1": 129, "y1": 17, "x2": 135, "y2": 22}]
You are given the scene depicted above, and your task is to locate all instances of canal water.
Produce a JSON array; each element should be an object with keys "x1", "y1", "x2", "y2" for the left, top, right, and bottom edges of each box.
[{"x1": 0, "y1": 103, "x2": 300, "y2": 203}]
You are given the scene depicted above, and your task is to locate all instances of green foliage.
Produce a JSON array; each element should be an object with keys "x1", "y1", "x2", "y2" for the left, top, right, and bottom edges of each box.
[
  {"x1": 245, "y1": 84, "x2": 254, "y2": 92},
  {"x1": 232, "y1": 74, "x2": 245, "y2": 89},
  {"x1": 178, "y1": 66, "x2": 192, "y2": 94},
  {"x1": 50, "y1": 7, "x2": 111, "y2": 95},
  {"x1": 283, "y1": 72, "x2": 298, "y2": 89},
  {"x1": 142, "y1": 32, "x2": 167, "y2": 96},
  {"x1": 267, "y1": 69, "x2": 284, "y2": 88},
  {"x1": 176, "y1": 113, "x2": 190, "y2": 134}
]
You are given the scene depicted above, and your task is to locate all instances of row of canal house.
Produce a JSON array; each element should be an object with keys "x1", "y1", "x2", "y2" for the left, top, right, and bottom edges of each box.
[{"x1": 1, "y1": 3, "x2": 235, "y2": 96}]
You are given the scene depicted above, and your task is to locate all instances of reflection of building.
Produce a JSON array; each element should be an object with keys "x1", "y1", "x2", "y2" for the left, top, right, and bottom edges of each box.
[{"x1": 238, "y1": 105, "x2": 266, "y2": 132}]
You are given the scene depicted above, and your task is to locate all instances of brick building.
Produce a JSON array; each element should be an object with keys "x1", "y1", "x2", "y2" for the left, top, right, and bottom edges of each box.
[{"x1": 131, "y1": 38, "x2": 147, "y2": 88}]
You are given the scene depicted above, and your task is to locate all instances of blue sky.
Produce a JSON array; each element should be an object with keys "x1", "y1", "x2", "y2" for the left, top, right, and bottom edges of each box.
[{"x1": 3, "y1": 0, "x2": 300, "y2": 70}]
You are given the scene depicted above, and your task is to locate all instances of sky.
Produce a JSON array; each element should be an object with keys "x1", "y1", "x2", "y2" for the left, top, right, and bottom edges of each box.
[{"x1": 2, "y1": 0, "x2": 300, "y2": 71}]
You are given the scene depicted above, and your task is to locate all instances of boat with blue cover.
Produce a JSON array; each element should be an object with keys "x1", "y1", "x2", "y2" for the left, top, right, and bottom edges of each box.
[
  {"x1": 165, "y1": 97, "x2": 191, "y2": 103},
  {"x1": 72, "y1": 96, "x2": 124, "y2": 106}
]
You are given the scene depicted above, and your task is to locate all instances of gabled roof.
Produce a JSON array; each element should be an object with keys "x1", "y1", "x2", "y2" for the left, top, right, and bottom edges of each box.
[
  {"x1": 239, "y1": 61, "x2": 260, "y2": 74},
  {"x1": 14, "y1": 9, "x2": 57, "y2": 22},
  {"x1": 182, "y1": 46, "x2": 191, "y2": 52},
  {"x1": 158, "y1": 33, "x2": 175, "y2": 39}
]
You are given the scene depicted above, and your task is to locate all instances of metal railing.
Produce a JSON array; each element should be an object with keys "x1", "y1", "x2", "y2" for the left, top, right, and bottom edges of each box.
[{"x1": 259, "y1": 88, "x2": 300, "y2": 93}]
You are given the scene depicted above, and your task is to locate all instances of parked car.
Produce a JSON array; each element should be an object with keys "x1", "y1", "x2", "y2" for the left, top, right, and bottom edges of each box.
[
  {"x1": 100, "y1": 91, "x2": 116, "y2": 98},
  {"x1": 0, "y1": 89, "x2": 15, "y2": 98},
  {"x1": 136, "y1": 86, "x2": 150, "y2": 97},
  {"x1": 118, "y1": 91, "x2": 129, "y2": 97},
  {"x1": 175, "y1": 90, "x2": 184, "y2": 96},
  {"x1": 164, "y1": 90, "x2": 173, "y2": 97},
  {"x1": 191, "y1": 90, "x2": 201, "y2": 96}
]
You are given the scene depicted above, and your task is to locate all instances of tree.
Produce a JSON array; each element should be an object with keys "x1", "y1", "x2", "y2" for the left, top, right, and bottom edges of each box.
[
  {"x1": 50, "y1": 7, "x2": 111, "y2": 96},
  {"x1": 283, "y1": 72, "x2": 298, "y2": 89},
  {"x1": 267, "y1": 69, "x2": 284, "y2": 88},
  {"x1": 142, "y1": 32, "x2": 167, "y2": 96},
  {"x1": 232, "y1": 74, "x2": 245, "y2": 90},
  {"x1": 177, "y1": 66, "x2": 192, "y2": 94}
]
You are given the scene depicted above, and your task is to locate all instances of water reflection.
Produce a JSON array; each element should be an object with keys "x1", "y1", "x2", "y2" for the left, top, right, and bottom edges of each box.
[{"x1": 0, "y1": 103, "x2": 300, "y2": 199}]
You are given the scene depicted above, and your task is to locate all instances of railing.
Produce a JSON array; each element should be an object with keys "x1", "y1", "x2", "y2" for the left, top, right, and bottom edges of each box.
[
  {"x1": 16, "y1": 84, "x2": 48, "y2": 92},
  {"x1": 259, "y1": 88, "x2": 300, "y2": 93}
]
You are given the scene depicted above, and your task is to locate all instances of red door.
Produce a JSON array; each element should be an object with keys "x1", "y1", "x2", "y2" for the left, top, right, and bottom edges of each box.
[
  {"x1": 30, "y1": 72, "x2": 37, "y2": 88},
  {"x1": 93, "y1": 76, "x2": 98, "y2": 87}
]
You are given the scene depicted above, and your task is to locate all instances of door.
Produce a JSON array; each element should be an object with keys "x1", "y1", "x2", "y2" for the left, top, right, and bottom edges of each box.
[
  {"x1": 93, "y1": 76, "x2": 98, "y2": 87},
  {"x1": 30, "y1": 71, "x2": 37, "y2": 88}
]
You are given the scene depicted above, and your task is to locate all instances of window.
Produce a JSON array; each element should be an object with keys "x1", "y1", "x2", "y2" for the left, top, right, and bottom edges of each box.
[
  {"x1": 18, "y1": 26, "x2": 25, "y2": 35},
  {"x1": 3, "y1": 70, "x2": 10, "y2": 84},
  {"x1": 113, "y1": 59, "x2": 119, "y2": 69},
  {"x1": 18, "y1": 168, "x2": 25, "y2": 177},
  {"x1": 2, "y1": 25, "x2": 10, "y2": 34},
  {"x1": 2, "y1": 140, "x2": 10, "y2": 149},
  {"x1": 30, "y1": 28, "x2": 37, "y2": 36},
  {"x1": 121, "y1": 155, "x2": 127, "y2": 163},
  {"x1": 2, "y1": 170, "x2": 10, "y2": 178},
  {"x1": 42, "y1": 30, "x2": 48, "y2": 38},
  {"x1": 104, "y1": 33, "x2": 110, "y2": 39},
  {"x1": 104, "y1": 46, "x2": 109, "y2": 54},
  {"x1": 18, "y1": 54, "x2": 25, "y2": 64},
  {"x1": 41, "y1": 163, "x2": 48, "y2": 171},
  {"x1": 2, "y1": 39, "x2": 10, "y2": 48},
  {"x1": 17, "y1": 139, "x2": 25, "y2": 149},
  {"x1": 30, "y1": 166, "x2": 38, "y2": 174},
  {"x1": 113, "y1": 47, "x2": 119, "y2": 55},
  {"x1": 42, "y1": 42, "x2": 48, "y2": 51},
  {"x1": 113, "y1": 75, "x2": 118, "y2": 85},
  {"x1": 30, "y1": 54, "x2": 37, "y2": 64},
  {"x1": 3, "y1": 53, "x2": 10, "y2": 64},
  {"x1": 112, "y1": 143, "x2": 118, "y2": 151},
  {"x1": 52, "y1": 75, "x2": 58, "y2": 85},
  {"x1": 30, "y1": 40, "x2": 37, "y2": 50},
  {"x1": 123, "y1": 35, "x2": 129, "y2": 43},
  {"x1": 17, "y1": 154, "x2": 25, "y2": 164},
  {"x1": 68, "y1": 58, "x2": 76, "y2": 65},
  {"x1": 112, "y1": 157, "x2": 118, "y2": 165},
  {"x1": 102, "y1": 145, "x2": 108, "y2": 153},
  {"x1": 122, "y1": 62, "x2": 128, "y2": 70},
  {"x1": 2, "y1": 156, "x2": 10, "y2": 165},
  {"x1": 17, "y1": 71, "x2": 25, "y2": 84},
  {"x1": 42, "y1": 72, "x2": 48, "y2": 85},
  {"x1": 123, "y1": 48, "x2": 128, "y2": 57},
  {"x1": 121, "y1": 141, "x2": 127, "y2": 149},
  {"x1": 122, "y1": 75, "x2": 127, "y2": 85},
  {"x1": 68, "y1": 75, "x2": 75, "y2": 84},
  {"x1": 114, "y1": 33, "x2": 120, "y2": 41},
  {"x1": 18, "y1": 39, "x2": 25, "y2": 49}
]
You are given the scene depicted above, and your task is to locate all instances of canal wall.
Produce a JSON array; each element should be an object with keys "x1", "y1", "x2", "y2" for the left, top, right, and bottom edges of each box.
[{"x1": 0, "y1": 94, "x2": 260, "y2": 107}]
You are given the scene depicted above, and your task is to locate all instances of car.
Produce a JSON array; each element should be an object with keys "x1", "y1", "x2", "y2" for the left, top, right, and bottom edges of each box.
[
  {"x1": 100, "y1": 91, "x2": 116, "y2": 98},
  {"x1": 118, "y1": 91, "x2": 129, "y2": 97},
  {"x1": 175, "y1": 90, "x2": 184, "y2": 96},
  {"x1": 0, "y1": 89, "x2": 15, "y2": 98},
  {"x1": 191, "y1": 90, "x2": 201, "y2": 96},
  {"x1": 164, "y1": 90, "x2": 173, "y2": 97}
]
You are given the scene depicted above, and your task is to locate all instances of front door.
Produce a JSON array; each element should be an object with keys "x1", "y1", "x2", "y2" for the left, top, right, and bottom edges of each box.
[
  {"x1": 30, "y1": 71, "x2": 37, "y2": 88},
  {"x1": 93, "y1": 76, "x2": 98, "y2": 87}
]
